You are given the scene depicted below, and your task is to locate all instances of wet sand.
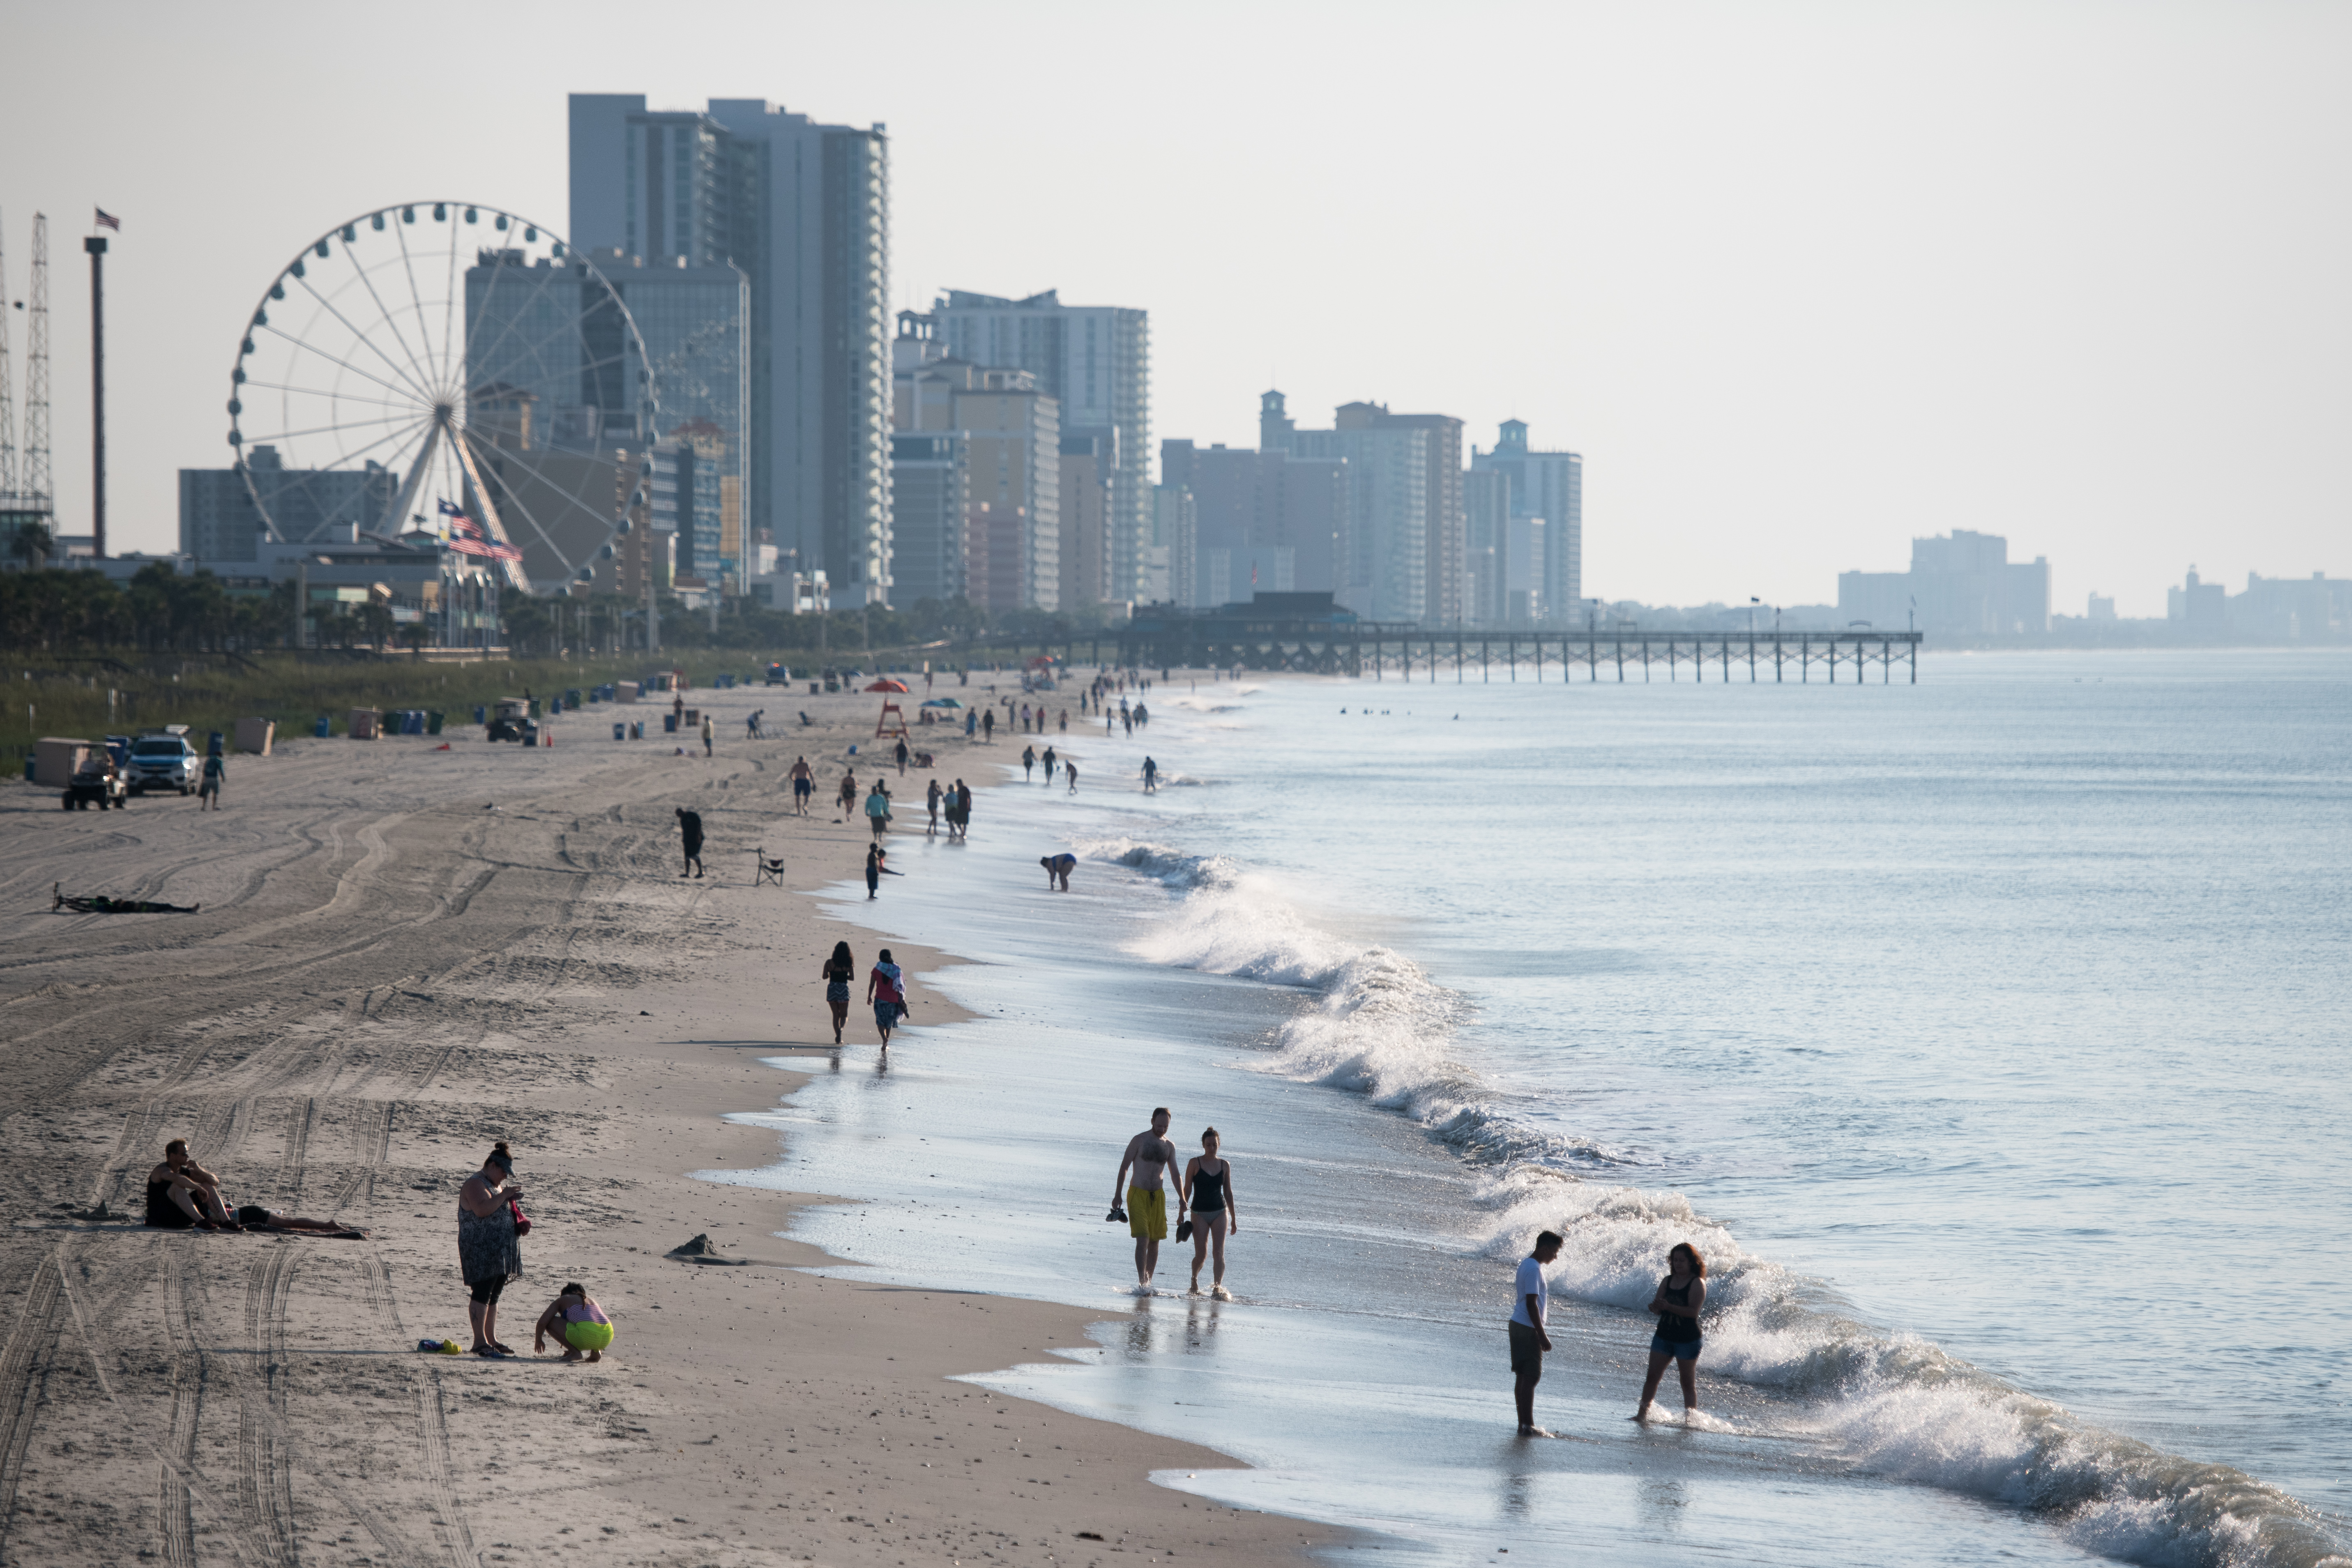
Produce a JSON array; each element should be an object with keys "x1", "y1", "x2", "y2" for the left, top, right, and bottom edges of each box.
[{"x1": 0, "y1": 681, "x2": 1333, "y2": 1567}]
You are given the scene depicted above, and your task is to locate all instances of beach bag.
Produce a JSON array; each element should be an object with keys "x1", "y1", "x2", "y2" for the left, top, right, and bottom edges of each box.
[{"x1": 509, "y1": 1198, "x2": 532, "y2": 1237}]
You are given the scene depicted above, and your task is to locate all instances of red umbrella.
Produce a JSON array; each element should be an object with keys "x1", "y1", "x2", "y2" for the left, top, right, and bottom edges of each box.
[{"x1": 865, "y1": 678, "x2": 910, "y2": 693}]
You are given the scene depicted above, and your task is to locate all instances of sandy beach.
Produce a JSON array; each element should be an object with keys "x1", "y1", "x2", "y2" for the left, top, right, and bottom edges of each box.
[{"x1": 0, "y1": 681, "x2": 1333, "y2": 1568}]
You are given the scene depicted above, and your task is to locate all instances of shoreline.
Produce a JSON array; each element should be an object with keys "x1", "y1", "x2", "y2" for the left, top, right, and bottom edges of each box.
[{"x1": 0, "y1": 676, "x2": 1340, "y2": 1568}]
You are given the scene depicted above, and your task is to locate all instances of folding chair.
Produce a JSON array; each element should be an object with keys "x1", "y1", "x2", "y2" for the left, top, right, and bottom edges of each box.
[{"x1": 752, "y1": 848, "x2": 788, "y2": 888}]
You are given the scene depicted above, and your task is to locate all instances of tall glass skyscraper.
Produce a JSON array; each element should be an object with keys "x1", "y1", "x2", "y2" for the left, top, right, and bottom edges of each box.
[{"x1": 569, "y1": 94, "x2": 892, "y2": 606}]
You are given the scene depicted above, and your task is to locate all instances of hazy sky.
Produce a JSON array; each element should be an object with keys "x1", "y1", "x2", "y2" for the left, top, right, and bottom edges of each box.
[{"x1": 9, "y1": 0, "x2": 2350, "y2": 615}]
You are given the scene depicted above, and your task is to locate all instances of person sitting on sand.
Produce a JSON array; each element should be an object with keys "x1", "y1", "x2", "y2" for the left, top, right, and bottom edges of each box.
[
  {"x1": 1041, "y1": 852, "x2": 1076, "y2": 891},
  {"x1": 533, "y1": 1281, "x2": 614, "y2": 1363},
  {"x1": 146, "y1": 1139, "x2": 235, "y2": 1230}
]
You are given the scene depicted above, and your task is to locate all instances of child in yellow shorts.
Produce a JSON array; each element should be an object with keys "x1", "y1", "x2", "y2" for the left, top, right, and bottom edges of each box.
[{"x1": 532, "y1": 1281, "x2": 615, "y2": 1362}]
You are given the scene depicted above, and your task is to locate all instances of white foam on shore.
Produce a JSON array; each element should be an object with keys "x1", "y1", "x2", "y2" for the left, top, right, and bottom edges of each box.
[{"x1": 1078, "y1": 833, "x2": 2352, "y2": 1568}]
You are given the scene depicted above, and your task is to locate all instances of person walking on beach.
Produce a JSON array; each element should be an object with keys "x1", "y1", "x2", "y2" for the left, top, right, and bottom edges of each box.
[
  {"x1": 1179, "y1": 1128, "x2": 1239, "y2": 1299},
  {"x1": 838, "y1": 769, "x2": 859, "y2": 820},
  {"x1": 864, "y1": 842, "x2": 883, "y2": 899},
  {"x1": 1636, "y1": 1243, "x2": 1708, "y2": 1422},
  {"x1": 1041, "y1": 745, "x2": 1057, "y2": 783},
  {"x1": 1142, "y1": 757, "x2": 1158, "y2": 793},
  {"x1": 1041, "y1": 852, "x2": 1076, "y2": 891},
  {"x1": 865, "y1": 780, "x2": 892, "y2": 838},
  {"x1": 458, "y1": 1142, "x2": 525, "y2": 1357},
  {"x1": 700, "y1": 712, "x2": 715, "y2": 758},
  {"x1": 1059, "y1": 708, "x2": 1069, "y2": 734},
  {"x1": 198, "y1": 750, "x2": 225, "y2": 810},
  {"x1": 1065, "y1": 760, "x2": 1079, "y2": 793},
  {"x1": 867, "y1": 948, "x2": 909, "y2": 1050},
  {"x1": 1022, "y1": 744, "x2": 1036, "y2": 782},
  {"x1": 895, "y1": 736, "x2": 910, "y2": 776},
  {"x1": 1112, "y1": 1108, "x2": 1178, "y2": 1294},
  {"x1": 821, "y1": 941, "x2": 856, "y2": 1042},
  {"x1": 982, "y1": 709, "x2": 995, "y2": 743},
  {"x1": 675, "y1": 806, "x2": 705, "y2": 879},
  {"x1": 952, "y1": 780, "x2": 973, "y2": 840},
  {"x1": 789, "y1": 756, "x2": 814, "y2": 815},
  {"x1": 1511, "y1": 1230, "x2": 1564, "y2": 1435},
  {"x1": 926, "y1": 778, "x2": 943, "y2": 835}
]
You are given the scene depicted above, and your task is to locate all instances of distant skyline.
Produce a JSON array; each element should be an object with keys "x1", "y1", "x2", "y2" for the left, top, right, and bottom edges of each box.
[{"x1": 7, "y1": 0, "x2": 2351, "y2": 616}]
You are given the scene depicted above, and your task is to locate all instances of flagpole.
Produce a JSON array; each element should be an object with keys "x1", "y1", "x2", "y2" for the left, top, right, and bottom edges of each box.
[{"x1": 84, "y1": 232, "x2": 106, "y2": 558}]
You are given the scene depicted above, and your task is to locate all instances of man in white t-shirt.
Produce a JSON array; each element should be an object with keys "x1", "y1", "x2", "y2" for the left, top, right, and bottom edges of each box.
[{"x1": 1510, "y1": 1231, "x2": 1565, "y2": 1436}]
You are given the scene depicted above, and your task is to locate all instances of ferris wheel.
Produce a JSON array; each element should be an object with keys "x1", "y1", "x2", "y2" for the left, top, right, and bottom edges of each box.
[{"x1": 226, "y1": 202, "x2": 657, "y2": 592}]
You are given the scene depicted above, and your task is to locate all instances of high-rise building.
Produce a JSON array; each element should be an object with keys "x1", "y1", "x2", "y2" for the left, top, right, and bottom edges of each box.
[
  {"x1": 889, "y1": 433, "x2": 968, "y2": 606},
  {"x1": 1061, "y1": 433, "x2": 1114, "y2": 610},
  {"x1": 178, "y1": 445, "x2": 397, "y2": 562},
  {"x1": 463, "y1": 246, "x2": 751, "y2": 589},
  {"x1": 931, "y1": 290, "x2": 1149, "y2": 603},
  {"x1": 1470, "y1": 420, "x2": 1582, "y2": 620},
  {"x1": 1272, "y1": 393, "x2": 1460, "y2": 625},
  {"x1": 569, "y1": 94, "x2": 891, "y2": 606}
]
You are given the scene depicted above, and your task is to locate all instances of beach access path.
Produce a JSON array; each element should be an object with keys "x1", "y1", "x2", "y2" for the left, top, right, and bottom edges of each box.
[{"x1": 0, "y1": 681, "x2": 1332, "y2": 1568}]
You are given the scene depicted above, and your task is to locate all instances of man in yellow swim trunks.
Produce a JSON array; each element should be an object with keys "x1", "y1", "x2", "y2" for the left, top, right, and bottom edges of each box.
[{"x1": 1112, "y1": 1107, "x2": 1178, "y2": 1295}]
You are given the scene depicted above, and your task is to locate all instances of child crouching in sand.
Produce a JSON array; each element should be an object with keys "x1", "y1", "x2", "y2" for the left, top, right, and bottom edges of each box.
[{"x1": 533, "y1": 1282, "x2": 614, "y2": 1362}]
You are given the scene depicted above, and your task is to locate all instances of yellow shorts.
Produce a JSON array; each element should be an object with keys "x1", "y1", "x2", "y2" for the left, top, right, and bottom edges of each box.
[{"x1": 1127, "y1": 1187, "x2": 1167, "y2": 1240}]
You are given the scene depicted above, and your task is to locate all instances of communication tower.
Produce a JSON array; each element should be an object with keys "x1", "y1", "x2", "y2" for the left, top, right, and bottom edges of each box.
[
  {"x1": 0, "y1": 211, "x2": 16, "y2": 502},
  {"x1": 9, "y1": 212, "x2": 56, "y2": 539}
]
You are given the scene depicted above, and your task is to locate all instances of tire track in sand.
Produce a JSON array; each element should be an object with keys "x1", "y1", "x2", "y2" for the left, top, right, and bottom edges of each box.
[
  {"x1": 156, "y1": 1249, "x2": 204, "y2": 1568},
  {"x1": 235, "y1": 1251, "x2": 299, "y2": 1568},
  {"x1": 0, "y1": 1251, "x2": 64, "y2": 1565}
]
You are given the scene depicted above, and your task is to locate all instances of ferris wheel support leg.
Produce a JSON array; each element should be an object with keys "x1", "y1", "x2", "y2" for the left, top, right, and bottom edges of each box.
[
  {"x1": 384, "y1": 420, "x2": 443, "y2": 541},
  {"x1": 449, "y1": 427, "x2": 534, "y2": 595}
]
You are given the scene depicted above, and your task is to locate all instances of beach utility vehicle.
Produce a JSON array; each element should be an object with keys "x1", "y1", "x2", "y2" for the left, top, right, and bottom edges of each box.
[
  {"x1": 124, "y1": 730, "x2": 199, "y2": 795},
  {"x1": 65, "y1": 755, "x2": 128, "y2": 810},
  {"x1": 485, "y1": 698, "x2": 538, "y2": 745}
]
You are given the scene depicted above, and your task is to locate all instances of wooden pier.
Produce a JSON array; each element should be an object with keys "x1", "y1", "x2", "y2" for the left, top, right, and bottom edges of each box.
[{"x1": 1073, "y1": 626, "x2": 1922, "y2": 684}]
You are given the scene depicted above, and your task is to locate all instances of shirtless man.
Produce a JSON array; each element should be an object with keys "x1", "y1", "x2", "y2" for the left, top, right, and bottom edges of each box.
[
  {"x1": 145, "y1": 1139, "x2": 234, "y2": 1230},
  {"x1": 1111, "y1": 1108, "x2": 1178, "y2": 1294},
  {"x1": 788, "y1": 756, "x2": 814, "y2": 815}
]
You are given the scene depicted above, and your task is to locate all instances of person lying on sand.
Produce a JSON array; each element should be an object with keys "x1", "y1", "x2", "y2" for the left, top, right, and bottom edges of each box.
[
  {"x1": 533, "y1": 1281, "x2": 615, "y2": 1362},
  {"x1": 145, "y1": 1140, "x2": 235, "y2": 1230},
  {"x1": 231, "y1": 1205, "x2": 368, "y2": 1239}
]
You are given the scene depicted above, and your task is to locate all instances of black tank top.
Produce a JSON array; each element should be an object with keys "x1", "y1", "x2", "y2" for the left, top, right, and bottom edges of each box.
[
  {"x1": 1659, "y1": 1277, "x2": 1701, "y2": 1342},
  {"x1": 1190, "y1": 1161, "x2": 1228, "y2": 1211}
]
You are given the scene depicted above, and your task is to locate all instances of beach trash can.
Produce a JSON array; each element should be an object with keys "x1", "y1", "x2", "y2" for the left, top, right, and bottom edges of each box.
[
  {"x1": 427, "y1": 711, "x2": 444, "y2": 736},
  {"x1": 22, "y1": 758, "x2": 35, "y2": 782},
  {"x1": 314, "y1": 715, "x2": 332, "y2": 739},
  {"x1": 566, "y1": 689, "x2": 582, "y2": 707},
  {"x1": 474, "y1": 705, "x2": 486, "y2": 725},
  {"x1": 234, "y1": 717, "x2": 274, "y2": 755},
  {"x1": 613, "y1": 722, "x2": 625, "y2": 741},
  {"x1": 207, "y1": 731, "x2": 225, "y2": 756},
  {"x1": 630, "y1": 721, "x2": 644, "y2": 739},
  {"x1": 663, "y1": 713, "x2": 678, "y2": 733}
]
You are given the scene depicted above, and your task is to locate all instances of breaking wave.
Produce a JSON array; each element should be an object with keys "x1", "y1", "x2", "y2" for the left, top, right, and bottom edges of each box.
[{"x1": 1078, "y1": 834, "x2": 2352, "y2": 1568}]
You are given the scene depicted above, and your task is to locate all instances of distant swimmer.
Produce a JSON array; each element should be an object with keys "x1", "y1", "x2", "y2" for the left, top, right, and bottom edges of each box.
[
  {"x1": 1142, "y1": 757, "x2": 1159, "y2": 793},
  {"x1": 1635, "y1": 1243, "x2": 1707, "y2": 1422},
  {"x1": 1178, "y1": 1127, "x2": 1238, "y2": 1299},
  {"x1": 1040, "y1": 852, "x2": 1076, "y2": 891},
  {"x1": 1111, "y1": 1108, "x2": 1178, "y2": 1294},
  {"x1": 1511, "y1": 1230, "x2": 1565, "y2": 1436}
]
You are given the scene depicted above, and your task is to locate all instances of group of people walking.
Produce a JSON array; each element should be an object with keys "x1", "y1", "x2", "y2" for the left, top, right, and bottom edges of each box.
[{"x1": 820, "y1": 940, "x2": 912, "y2": 1050}]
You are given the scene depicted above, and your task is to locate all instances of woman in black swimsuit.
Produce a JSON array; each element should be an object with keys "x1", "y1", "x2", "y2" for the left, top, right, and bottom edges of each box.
[
  {"x1": 821, "y1": 941, "x2": 855, "y2": 1044},
  {"x1": 1636, "y1": 1241, "x2": 1707, "y2": 1421},
  {"x1": 1179, "y1": 1128, "x2": 1239, "y2": 1299}
]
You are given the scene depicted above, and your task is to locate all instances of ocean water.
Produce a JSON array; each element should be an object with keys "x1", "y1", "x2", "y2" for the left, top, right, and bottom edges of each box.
[{"x1": 716, "y1": 650, "x2": 2351, "y2": 1567}]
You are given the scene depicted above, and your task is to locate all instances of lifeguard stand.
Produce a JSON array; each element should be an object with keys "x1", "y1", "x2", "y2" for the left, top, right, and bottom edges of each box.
[{"x1": 874, "y1": 702, "x2": 910, "y2": 741}]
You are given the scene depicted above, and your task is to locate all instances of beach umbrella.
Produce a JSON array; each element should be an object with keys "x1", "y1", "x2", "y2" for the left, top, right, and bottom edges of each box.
[
  {"x1": 866, "y1": 679, "x2": 910, "y2": 693},
  {"x1": 920, "y1": 697, "x2": 964, "y2": 709}
]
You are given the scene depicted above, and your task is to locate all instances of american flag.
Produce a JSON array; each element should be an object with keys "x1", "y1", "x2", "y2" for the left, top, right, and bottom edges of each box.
[
  {"x1": 435, "y1": 499, "x2": 521, "y2": 561},
  {"x1": 93, "y1": 208, "x2": 120, "y2": 233}
]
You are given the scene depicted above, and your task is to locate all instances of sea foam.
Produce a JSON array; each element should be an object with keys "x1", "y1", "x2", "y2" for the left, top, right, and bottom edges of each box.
[{"x1": 1080, "y1": 833, "x2": 2352, "y2": 1568}]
